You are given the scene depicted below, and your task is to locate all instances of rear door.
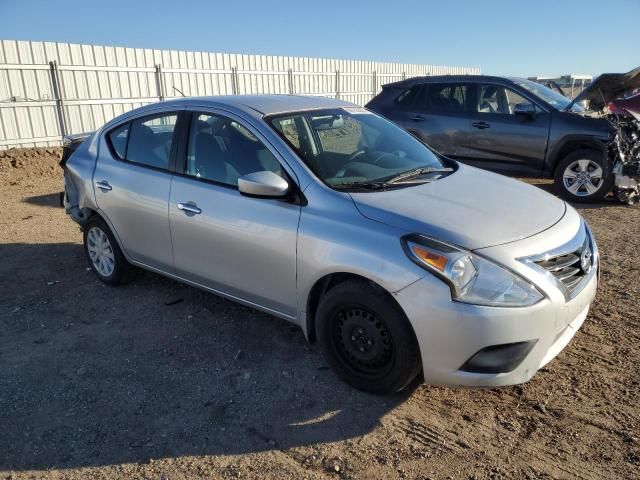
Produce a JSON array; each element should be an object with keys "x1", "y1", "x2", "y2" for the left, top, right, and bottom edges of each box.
[
  {"x1": 94, "y1": 111, "x2": 181, "y2": 271},
  {"x1": 397, "y1": 83, "x2": 472, "y2": 158},
  {"x1": 467, "y1": 83, "x2": 550, "y2": 175},
  {"x1": 168, "y1": 110, "x2": 301, "y2": 317}
]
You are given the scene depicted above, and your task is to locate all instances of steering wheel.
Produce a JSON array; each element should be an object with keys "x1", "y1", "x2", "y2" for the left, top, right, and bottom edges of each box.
[
  {"x1": 334, "y1": 150, "x2": 367, "y2": 178},
  {"x1": 347, "y1": 150, "x2": 366, "y2": 162},
  {"x1": 371, "y1": 152, "x2": 393, "y2": 165}
]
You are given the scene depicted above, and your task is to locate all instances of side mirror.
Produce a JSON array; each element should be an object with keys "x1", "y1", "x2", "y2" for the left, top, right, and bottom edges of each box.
[
  {"x1": 514, "y1": 102, "x2": 536, "y2": 117},
  {"x1": 238, "y1": 171, "x2": 289, "y2": 198}
]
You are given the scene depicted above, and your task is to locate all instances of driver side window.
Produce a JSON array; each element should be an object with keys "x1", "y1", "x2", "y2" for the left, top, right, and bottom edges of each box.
[
  {"x1": 185, "y1": 113, "x2": 284, "y2": 187},
  {"x1": 477, "y1": 85, "x2": 535, "y2": 115}
]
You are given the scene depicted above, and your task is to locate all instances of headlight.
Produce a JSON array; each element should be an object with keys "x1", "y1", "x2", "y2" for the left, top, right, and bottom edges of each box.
[{"x1": 402, "y1": 234, "x2": 544, "y2": 307}]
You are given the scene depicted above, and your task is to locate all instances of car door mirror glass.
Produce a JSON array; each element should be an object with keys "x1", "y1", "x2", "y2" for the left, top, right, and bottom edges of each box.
[
  {"x1": 514, "y1": 102, "x2": 536, "y2": 117},
  {"x1": 238, "y1": 171, "x2": 290, "y2": 198}
]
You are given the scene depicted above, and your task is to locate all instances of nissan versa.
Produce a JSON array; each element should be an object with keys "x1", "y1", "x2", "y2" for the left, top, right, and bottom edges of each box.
[{"x1": 62, "y1": 95, "x2": 598, "y2": 394}]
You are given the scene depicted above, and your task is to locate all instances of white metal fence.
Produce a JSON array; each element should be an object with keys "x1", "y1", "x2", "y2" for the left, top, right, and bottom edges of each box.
[{"x1": 0, "y1": 40, "x2": 480, "y2": 149}]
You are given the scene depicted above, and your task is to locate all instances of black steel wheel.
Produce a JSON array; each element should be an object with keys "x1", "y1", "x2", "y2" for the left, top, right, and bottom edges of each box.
[
  {"x1": 332, "y1": 306, "x2": 395, "y2": 379},
  {"x1": 316, "y1": 280, "x2": 421, "y2": 394}
]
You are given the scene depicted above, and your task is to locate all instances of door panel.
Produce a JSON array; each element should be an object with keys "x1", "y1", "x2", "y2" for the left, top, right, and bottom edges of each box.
[
  {"x1": 169, "y1": 178, "x2": 300, "y2": 316},
  {"x1": 93, "y1": 113, "x2": 179, "y2": 270},
  {"x1": 168, "y1": 111, "x2": 300, "y2": 316},
  {"x1": 398, "y1": 83, "x2": 472, "y2": 158},
  {"x1": 466, "y1": 84, "x2": 550, "y2": 174}
]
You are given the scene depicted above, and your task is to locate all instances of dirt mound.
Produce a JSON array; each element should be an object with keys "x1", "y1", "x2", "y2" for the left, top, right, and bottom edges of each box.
[{"x1": 0, "y1": 147, "x2": 63, "y2": 185}]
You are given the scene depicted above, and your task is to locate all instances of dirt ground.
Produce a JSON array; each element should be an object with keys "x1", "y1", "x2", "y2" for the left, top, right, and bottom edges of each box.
[{"x1": 1, "y1": 148, "x2": 638, "y2": 480}]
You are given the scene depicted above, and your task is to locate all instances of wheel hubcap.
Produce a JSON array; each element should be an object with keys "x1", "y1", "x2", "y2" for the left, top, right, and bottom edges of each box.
[
  {"x1": 333, "y1": 307, "x2": 394, "y2": 376},
  {"x1": 563, "y1": 159, "x2": 604, "y2": 197},
  {"x1": 87, "y1": 226, "x2": 115, "y2": 277}
]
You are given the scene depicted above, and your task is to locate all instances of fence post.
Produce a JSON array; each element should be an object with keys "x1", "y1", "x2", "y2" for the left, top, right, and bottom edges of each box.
[
  {"x1": 335, "y1": 70, "x2": 340, "y2": 100},
  {"x1": 402, "y1": 71, "x2": 406, "y2": 81},
  {"x1": 372, "y1": 71, "x2": 377, "y2": 97},
  {"x1": 155, "y1": 64, "x2": 165, "y2": 101},
  {"x1": 287, "y1": 68, "x2": 294, "y2": 94},
  {"x1": 231, "y1": 67, "x2": 239, "y2": 95},
  {"x1": 49, "y1": 60, "x2": 66, "y2": 139}
]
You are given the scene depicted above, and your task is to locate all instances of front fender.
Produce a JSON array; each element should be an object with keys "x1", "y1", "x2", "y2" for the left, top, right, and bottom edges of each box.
[{"x1": 295, "y1": 182, "x2": 426, "y2": 331}]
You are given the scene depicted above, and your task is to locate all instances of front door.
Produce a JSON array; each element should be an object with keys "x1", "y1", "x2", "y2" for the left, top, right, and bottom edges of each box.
[
  {"x1": 466, "y1": 84, "x2": 550, "y2": 175},
  {"x1": 169, "y1": 111, "x2": 300, "y2": 317}
]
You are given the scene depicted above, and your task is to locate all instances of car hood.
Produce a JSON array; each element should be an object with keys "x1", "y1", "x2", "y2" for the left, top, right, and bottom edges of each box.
[
  {"x1": 349, "y1": 164, "x2": 566, "y2": 250},
  {"x1": 569, "y1": 65, "x2": 640, "y2": 112}
]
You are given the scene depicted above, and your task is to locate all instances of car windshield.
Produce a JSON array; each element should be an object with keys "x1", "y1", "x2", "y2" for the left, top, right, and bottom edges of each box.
[
  {"x1": 515, "y1": 79, "x2": 584, "y2": 112},
  {"x1": 268, "y1": 107, "x2": 450, "y2": 190}
]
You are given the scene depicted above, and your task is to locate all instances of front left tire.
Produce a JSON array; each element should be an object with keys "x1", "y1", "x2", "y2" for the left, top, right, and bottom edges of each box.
[{"x1": 554, "y1": 149, "x2": 613, "y2": 203}]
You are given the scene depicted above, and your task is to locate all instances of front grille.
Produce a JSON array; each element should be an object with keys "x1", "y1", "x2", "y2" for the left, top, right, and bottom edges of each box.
[{"x1": 534, "y1": 238, "x2": 592, "y2": 294}]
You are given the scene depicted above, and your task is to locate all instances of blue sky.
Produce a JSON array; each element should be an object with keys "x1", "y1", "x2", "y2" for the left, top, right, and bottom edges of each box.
[{"x1": 1, "y1": 0, "x2": 638, "y2": 77}]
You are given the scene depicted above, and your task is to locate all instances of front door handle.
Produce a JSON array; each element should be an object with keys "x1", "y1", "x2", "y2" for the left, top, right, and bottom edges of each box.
[
  {"x1": 177, "y1": 202, "x2": 202, "y2": 215},
  {"x1": 95, "y1": 180, "x2": 112, "y2": 191},
  {"x1": 410, "y1": 114, "x2": 426, "y2": 122},
  {"x1": 472, "y1": 121, "x2": 490, "y2": 130}
]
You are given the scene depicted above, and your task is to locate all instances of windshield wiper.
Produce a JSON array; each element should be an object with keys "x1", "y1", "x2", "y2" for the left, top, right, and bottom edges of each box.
[
  {"x1": 332, "y1": 181, "x2": 392, "y2": 190},
  {"x1": 385, "y1": 167, "x2": 454, "y2": 184}
]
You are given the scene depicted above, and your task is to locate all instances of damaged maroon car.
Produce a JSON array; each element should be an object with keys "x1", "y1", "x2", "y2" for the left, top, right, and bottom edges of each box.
[{"x1": 569, "y1": 66, "x2": 640, "y2": 204}]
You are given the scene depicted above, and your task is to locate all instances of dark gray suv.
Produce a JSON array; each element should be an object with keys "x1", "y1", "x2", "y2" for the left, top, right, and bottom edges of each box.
[{"x1": 366, "y1": 75, "x2": 614, "y2": 202}]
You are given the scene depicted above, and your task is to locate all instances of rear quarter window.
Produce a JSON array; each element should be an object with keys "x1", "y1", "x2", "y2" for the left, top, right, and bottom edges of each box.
[
  {"x1": 395, "y1": 86, "x2": 421, "y2": 108},
  {"x1": 107, "y1": 123, "x2": 129, "y2": 159}
]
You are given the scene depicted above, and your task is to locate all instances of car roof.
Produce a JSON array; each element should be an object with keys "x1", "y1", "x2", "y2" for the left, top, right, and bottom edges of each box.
[
  {"x1": 383, "y1": 75, "x2": 528, "y2": 88},
  {"x1": 134, "y1": 94, "x2": 356, "y2": 117}
]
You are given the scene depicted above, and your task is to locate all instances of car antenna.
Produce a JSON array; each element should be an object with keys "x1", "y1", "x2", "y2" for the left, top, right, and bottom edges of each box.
[{"x1": 173, "y1": 86, "x2": 186, "y2": 97}]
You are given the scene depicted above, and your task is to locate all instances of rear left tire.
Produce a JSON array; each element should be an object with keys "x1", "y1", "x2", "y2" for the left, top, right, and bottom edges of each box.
[{"x1": 83, "y1": 216, "x2": 135, "y2": 286}]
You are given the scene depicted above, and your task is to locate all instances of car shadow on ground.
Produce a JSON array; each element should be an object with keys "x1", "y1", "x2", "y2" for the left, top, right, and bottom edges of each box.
[
  {"x1": 0, "y1": 242, "x2": 406, "y2": 472},
  {"x1": 23, "y1": 192, "x2": 63, "y2": 208}
]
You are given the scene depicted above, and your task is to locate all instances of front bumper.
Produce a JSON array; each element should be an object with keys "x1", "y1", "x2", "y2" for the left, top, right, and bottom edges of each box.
[{"x1": 393, "y1": 251, "x2": 598, "y2": 388}]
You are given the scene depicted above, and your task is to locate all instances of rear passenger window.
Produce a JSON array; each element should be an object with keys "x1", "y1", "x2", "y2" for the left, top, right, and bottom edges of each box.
[
  {"x1": 420, "y1": 84, "x2": 468, "y2": 113},
  {"x1": 126, "y1": 114, "x2": 178, "y2": 169},
  {"x1": 107, "y1": 113, "x2": 178, "y2": 169}
]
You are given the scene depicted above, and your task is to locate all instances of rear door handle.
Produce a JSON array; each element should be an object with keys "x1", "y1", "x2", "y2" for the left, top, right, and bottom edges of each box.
[
  {"x1": 410, "y1": 114, "x2": 426, "y2": 122},
  {"x1": 95, "y1": 180, "x2": 112, "y2": 191},
  {"x1": 177, "y1": 202, "x2": 202, "y2": 215},
  {"x1": 472, "y1": 121, "x2": 490, "y2": 130}
]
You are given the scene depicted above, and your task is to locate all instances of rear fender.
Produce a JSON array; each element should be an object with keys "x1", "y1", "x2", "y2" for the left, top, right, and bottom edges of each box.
[{"x1": 62, "y1": 132, "x2": 100, "y2": 225}]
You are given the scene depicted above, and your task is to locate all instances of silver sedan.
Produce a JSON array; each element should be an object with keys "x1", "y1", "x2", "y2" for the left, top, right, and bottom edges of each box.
[{"x1": 62, "y1": 95, "x2": 598, "y2": 394}]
